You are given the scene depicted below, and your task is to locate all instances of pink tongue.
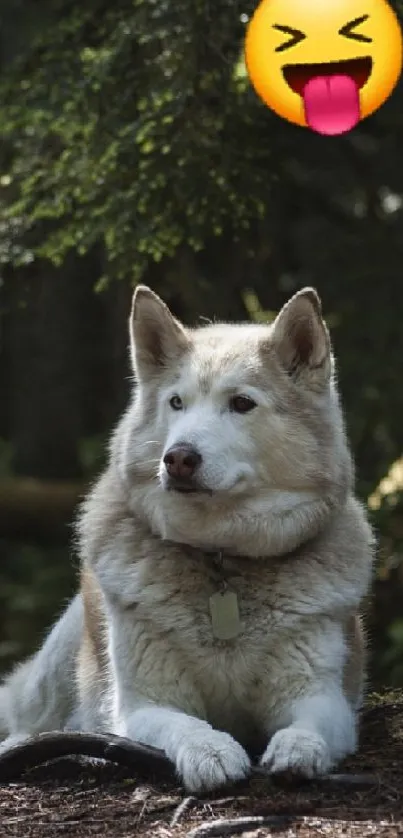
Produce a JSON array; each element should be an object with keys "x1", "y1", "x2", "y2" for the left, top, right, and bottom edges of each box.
[{"x1": 302, "y1": 74, "x2": 360, "y2": 136}]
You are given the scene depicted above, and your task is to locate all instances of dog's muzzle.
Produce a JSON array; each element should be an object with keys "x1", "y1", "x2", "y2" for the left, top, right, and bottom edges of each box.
[
  {"x1": 162, "y1": 443, "x2": 206, "y2": 494},
  {"x1": 164, "y1": 476, "x2": 202, "y2": 493}
]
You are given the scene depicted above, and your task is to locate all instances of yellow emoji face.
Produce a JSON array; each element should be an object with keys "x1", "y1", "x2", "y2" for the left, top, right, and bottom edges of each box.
[{"x1": 245, "y1": 0, "x2": 403, "y2": 135}]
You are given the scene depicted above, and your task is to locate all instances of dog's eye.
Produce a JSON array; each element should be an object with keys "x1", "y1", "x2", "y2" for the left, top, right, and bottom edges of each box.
[
  {"x1": 229, "y1": 395, "x2": 257, "y2": 414},
  {"x1": 169, "y1": 395, "x2": 183, "y2": 410}
]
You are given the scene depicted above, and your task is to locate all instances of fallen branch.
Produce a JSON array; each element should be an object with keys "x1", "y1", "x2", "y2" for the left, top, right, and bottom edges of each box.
[
  {"x1": 251, "y1": 765, "x2": 379, "y2": 788},
  {"x1": 0, "y1": 731, "x2": 174, "y2": 782},
  {"x1": 187, "y1": 815, "x2": 295, "y2": 838},
  {"x1": 0, "y1": 730, "x2": 380, "y2": 794},
  {"x1": 0, "y1": 476, "x2": 86, "y2": 543},
  {"x1": 314, "y1": 772, "x2": 379, "y2": 788},
  {"x1": 170, "y1": 796, "x2": 198, "y2": 827}
]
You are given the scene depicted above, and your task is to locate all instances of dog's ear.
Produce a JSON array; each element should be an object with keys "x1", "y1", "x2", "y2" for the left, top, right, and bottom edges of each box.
[
  {"x1": 270, "y1": 288, "x2": 332, "y2": 390},
  {"x1": 130, "y1": 286, "x2": 190, "y2": 377}
]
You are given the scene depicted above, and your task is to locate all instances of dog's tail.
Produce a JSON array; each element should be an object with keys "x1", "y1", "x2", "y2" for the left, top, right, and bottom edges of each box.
[{"x1": 0, "y1": 595, "x2": 83, "y2": 743}]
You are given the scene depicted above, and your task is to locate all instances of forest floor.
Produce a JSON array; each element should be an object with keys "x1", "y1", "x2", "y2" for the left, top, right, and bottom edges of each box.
[{"x1": 0, "y1": 691, "x2": 402, "y2": 838}]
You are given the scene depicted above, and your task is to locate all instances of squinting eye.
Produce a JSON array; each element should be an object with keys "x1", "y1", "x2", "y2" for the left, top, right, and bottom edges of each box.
[
  {"x1": 169, "y1": 395, "x2": 183, "y2": 410},
  {"x1": 339, "y1": 14, "x2": 372, "y2": 43},
  {"x1": 229, "y1": 395, "x2": 257, "y2": 414},
  {"x1": 273, "y1": 23, "x2": 306, "y2": 53}
]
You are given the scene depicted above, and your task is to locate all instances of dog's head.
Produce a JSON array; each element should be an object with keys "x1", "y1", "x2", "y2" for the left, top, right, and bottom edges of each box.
[{"x1": 114, "y1": 286, "x2": 352, "y2": 556}]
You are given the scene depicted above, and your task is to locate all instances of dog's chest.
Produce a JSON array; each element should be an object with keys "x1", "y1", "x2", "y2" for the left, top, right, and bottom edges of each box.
[
  {"x1": 136, "y1": 554, "x2": 301, "y2": 653},
  {"x1": 115, "y1": 553, "x2": 330, "y2": 744}
]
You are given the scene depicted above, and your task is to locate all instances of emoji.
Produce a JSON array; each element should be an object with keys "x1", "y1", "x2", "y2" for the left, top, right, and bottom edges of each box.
[{"x1": 245, "y1": 0, "x2": 403, "y2": 135}]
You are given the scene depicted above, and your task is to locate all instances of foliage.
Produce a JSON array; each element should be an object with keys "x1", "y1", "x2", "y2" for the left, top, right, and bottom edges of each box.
[
  {"x1": 0, "y1": 0, "x2": 270, "y2": 281},
  {"x1": 0, "y1": 542, "x2": 76, "y2": 670},
  {"x1": 2, "y1": 0, "x2": 399, "y2": 285}
]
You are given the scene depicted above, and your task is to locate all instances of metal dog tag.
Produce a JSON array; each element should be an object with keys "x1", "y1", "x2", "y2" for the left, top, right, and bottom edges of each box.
[{"x1": 209, "y1": 590, "x2": 241, "y2": 640}]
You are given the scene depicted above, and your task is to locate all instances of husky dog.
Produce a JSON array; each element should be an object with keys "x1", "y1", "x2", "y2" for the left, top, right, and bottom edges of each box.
[{"x1": 0, "y1": 286, "x2": 374, "y2": 792}]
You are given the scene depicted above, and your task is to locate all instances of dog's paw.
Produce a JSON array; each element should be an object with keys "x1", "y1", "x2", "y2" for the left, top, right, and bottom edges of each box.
[
  {"x1": 261, "y1": 727, "x2": 331, "y2": 778},
  {"x1": 176, "y1": 730, "x2": 251, "y2": 792}
]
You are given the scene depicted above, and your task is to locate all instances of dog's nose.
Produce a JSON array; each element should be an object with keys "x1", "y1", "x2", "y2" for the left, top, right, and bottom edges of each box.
[{"x1": 163, "y1": 445, "x2": 202, "y2": 479}]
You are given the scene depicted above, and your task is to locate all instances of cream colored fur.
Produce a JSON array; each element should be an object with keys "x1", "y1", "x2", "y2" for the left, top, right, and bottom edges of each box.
[{"x1": 0, "y1": 286, "x2": 375, "y2": 792}]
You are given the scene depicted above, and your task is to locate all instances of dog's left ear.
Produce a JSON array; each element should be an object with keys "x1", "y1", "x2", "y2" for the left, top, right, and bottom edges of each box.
[{"x1": 270, "y1": 288, "x2": 332, "y2": 390}]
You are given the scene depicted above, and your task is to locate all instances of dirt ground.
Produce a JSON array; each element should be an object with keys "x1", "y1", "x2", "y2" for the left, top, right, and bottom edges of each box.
[{"x1": 1, "y1": 692, "x2": 402, "y2": 838}]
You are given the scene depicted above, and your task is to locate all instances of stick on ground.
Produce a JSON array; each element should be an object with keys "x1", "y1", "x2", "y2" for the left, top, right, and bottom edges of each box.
[
  {"x1": 0, "y1": 731, "x2": 174, "y2": 782},
  {"x1": 251, "y1": 765, "x2": 379, "y2": 788},
  {"x1": 0, "y1": 732, "x2": 380, "y2": 793},
  {"x1": 187, "y1": 814, "x2": 295, "y2": 838},
  {"x1": 170, "y1": 796, "x2": 198, "y2": 827}
]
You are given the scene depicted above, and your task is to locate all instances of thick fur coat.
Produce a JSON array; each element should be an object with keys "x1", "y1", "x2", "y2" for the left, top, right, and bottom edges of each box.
[{"x1": 0, "y1": 286, "x2": 374, "y2": 792}]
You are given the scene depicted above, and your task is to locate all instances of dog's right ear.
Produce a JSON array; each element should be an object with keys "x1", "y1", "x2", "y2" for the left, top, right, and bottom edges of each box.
[{"x1": 130, "y1": 286, "x2": 190, "y2": 378}]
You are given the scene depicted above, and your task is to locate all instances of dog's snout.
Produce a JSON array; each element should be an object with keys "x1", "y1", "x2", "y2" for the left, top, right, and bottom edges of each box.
[{"x1": 163, "y1": 444, "x2": 202, "y2": 479}]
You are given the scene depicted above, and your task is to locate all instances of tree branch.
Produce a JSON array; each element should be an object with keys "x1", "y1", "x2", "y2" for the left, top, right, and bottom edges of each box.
[{"x1": 0, "y1": 731, "x2": 174, "y2": 782}]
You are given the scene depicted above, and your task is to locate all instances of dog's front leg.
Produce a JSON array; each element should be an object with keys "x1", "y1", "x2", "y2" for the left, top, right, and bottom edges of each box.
[
  {"x1": 118, "y1": 705, "x2": 251, "y2": 792},
  {"x1": 261, "y1": 687, "x2": 357, "y2": 777},
  {"x1": 106, "y1": 609, "x2": 251, "y2": 792}
]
